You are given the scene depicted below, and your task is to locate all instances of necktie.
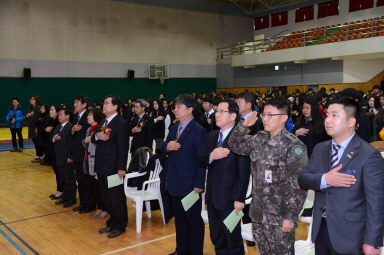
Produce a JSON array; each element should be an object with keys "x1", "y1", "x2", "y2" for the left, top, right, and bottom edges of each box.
[
  {"x1": 323, "y1": 144, "x2": 341, "y2": 218},
  {"x1": 104, "y1": 119, "x2": 108, "y2": 127},
  {"x1": 218, "y1": 132, "x2": 223, "y2": 146},
  {"x1": 331, "y1": 144, "x2": 341, "y2": 168},
  {"x1": 240, "y1": 117, "x2": 245, "y2": 121},
  {"x1": 59, "y1": 124, "x2": 63, "y2": 132},
  {"x1": 176, "y1": 125, "x2": 183, "y2": 140},
  {"x1": 205, "y1": 113, "x2": 209, "y2": 118},
  {"x1": 77, "y1": 115, "x2": 81, "y2": 122}
]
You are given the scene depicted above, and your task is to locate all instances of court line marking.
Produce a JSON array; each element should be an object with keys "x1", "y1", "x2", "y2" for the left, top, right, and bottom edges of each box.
[
  {"x1": 100, "y1": 233, "x2": 176, "y2": 255},
  {"x1": 5, "y1": 210, "x2": 73, "y2": 225},
  {"x1": 0, "y1": 227, "x2": 28, "y2": 255},
  {"x1": 0, "y1": 220, "x2": 39, "y2": 255}
]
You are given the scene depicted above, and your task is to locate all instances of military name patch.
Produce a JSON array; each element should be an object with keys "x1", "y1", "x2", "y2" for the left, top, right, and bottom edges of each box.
[{"x1": 293, "y1": 145, "x2": 303, "y2": 156}]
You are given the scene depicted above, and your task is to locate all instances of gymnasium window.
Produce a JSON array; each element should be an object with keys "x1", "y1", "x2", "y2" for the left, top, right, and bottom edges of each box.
[
  {"x1": 272, "y1": 11, "x2": 288, "y2": 27},
  {"x1": 318, "y1": 1, "x2": 339, "y2": 19},
  {"x1": 296, "y1": 5, "x2": 314, "y2": 23},
  {"x1": 254, "y1": 15, "x2": 269, "y2": 30},
  {"x1": 349, "y1": 0, "x2": 373, "y2": 12}
]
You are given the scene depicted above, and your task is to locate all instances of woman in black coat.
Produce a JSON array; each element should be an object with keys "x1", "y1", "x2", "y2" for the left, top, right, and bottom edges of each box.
[
  {"x1": 45, "y1": 105, "x2": 62, "y2": 200},
  {"x1": 26, "y1": 95, "x2": 42, "y2": 161},
  {"x1": 149, "y1": 99, "x2": 166, "y2": 151},
  {"x1": 35, "y1": 105, "x2": 50, "y2": 164},
  {"x1": 292, "y1": 96, "x2": 330, "y2": 157}
]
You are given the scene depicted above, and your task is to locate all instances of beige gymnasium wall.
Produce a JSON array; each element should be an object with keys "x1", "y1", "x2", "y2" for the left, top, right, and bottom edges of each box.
[{"x1": 0, "y1": 0, "x2": 253, "y2": 66}]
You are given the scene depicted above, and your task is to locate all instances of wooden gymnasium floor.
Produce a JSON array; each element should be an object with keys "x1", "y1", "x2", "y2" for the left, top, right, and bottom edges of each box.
[{"x1": 0, "y1": 147, "x2": 308, "y2": 254}]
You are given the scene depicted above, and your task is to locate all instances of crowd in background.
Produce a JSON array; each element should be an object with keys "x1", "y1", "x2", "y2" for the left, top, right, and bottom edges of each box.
[{"x1": 3, "y1": 82, "x2": 384, "y2": 251}]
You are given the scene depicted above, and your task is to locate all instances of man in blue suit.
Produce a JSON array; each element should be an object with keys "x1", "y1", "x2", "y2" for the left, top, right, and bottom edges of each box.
[
  {"x1": 198, "y1": 100, "x2": 250, "y2": 255},
  {"x1": 163, "y1": 94, "x2": 207, "y2": 255},
  {"x1": 298, "y1": 97, "x2": 384, "y2": 255}
]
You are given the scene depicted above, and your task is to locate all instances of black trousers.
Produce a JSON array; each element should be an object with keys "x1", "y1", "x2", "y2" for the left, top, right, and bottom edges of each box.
[
  {"x1": 73, "y1": 161, "x2": 91, "y2": 208},
  {"x1": 207, "y1": 204, "x2": 244, "y2": 255},
  {"x1": 57, "y1": 163, "x2": 76, "y2": 203},
  {"x1": 98, "y1": 175, "x2": 127, "y2": 230},
  {"x1": 170, "y1": 194, "x2": 205, "y2": 255},
  {"x1": 89, "y1": 175, "x2": 104, "y2": 211},
  {"x1": 53, "y1": 165, "x2": 63, "y2": 192},
  {"x1": 32, "y1": 138, "x2": 44, "y2": 157},
  {"x1": 315, "y1": 220, "x2": 363, "y2": 255},
  {"x1": 10, "y1": 128, "x2": 23, "y2": 148}
]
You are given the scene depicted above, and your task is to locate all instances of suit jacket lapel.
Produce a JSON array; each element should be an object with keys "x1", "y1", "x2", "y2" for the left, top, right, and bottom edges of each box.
[
  {"x1": 221, "y1": 129, "x2": 233, "y2": 148},
  {"x1": 338, "y1": 135, "x2": 360, "y2": 170},
  {"x1": 324, "y1": 140, "x2": 333, "y2": 170},
  {"x1": 177, "y1": 120, "x2": 194, "y2": 143}
]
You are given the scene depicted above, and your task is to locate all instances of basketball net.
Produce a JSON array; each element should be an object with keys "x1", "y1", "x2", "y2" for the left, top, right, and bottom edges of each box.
[{"x1": 159, "y1": 76, "x2": 165, "y2": 85}]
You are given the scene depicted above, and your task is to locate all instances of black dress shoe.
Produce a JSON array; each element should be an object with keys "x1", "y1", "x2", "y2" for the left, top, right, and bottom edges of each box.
[
  {"x1": 246, "y1": 241, "x2": 255, "y2": 246},
  {"x1": 73, "y1": 206, "x2": 84, "y2": 212},
  {"x1": 99, "y1": 226, "x2": 113, "y2": 234},
  {"x1": 49, "y1": 194, "x2": 55, "y2": 199},
  {"x1": 107, "y1": 228, "x2": 126, "y2": 238},
  {"x1": 55, "y1": 199, "x2": 66, "y2": 205},
  {"x1": 51, "y1": 195, "x2": 62, "y2": 200},
  {"x1": 63, "y1": 201, "x2": 76, "y2": 208},
  {"x1": 80, "y1": 208, "x2": 95, "y2": 214},
  {"x1": 168, "y1": 251, "x2": 189, "y2": 255}
]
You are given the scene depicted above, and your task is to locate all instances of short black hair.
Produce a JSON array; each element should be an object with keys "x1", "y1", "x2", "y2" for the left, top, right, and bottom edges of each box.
[
  {"x1": 236, "y1": 92, "x2": 254, "y2": 104},
  {"x1": 174, "y1": 94, "x2": 196, "y2": 109},
  {"x1": 202, "y1": 97, "x2": 213, "y2": 104},
  {"x1": 59, "y1": 107, "x2": 72, "y2": 116},
  {"x1": 104, "y1": 95, "x2": 122, "y2": 112},
  {"x1": 12, "y1": 98, "x2": 19, "y2": 102},
  {"x1": 74, "y1": 94, "x2": 89, "y2": 106},
  {"x1": 373, "y1": 84, "x2": 381, "y2": 90},
  {"x1": 89, "y1": 108, "x2": 104, "y2": 124},
  {"x1": 218, "y1": 99, "x2": 239, "y2": 115},
  {"x1": 264, "y1": 96, "x2": 291, "y2": 117},
  {"x1": 328, "y1": 97, "x2": 360, "y2": 121}
]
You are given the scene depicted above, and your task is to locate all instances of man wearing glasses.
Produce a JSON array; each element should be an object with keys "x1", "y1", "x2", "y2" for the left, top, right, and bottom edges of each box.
[{"x1": 229, "y1": 97, "x2": 308, "y2": 255}]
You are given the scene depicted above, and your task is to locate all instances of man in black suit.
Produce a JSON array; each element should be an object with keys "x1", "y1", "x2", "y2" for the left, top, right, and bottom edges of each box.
[
  {"x1": 71, "y1": 95, "x2": 93, "y2": 213},
  {"x1": 53, "y1": 107, "x2": 76, "y2": 208},
  {"x1": 199, "y1": 100, "x2": 250, "y2": 255},
  {"x1": 130, "y1": 99, "x2": 154, "y2": 155},
  {"x1": 235, "y1": 92, "x2": 263, "y2": 135},
  {"x1": 298, "y1": 97, "x2": 384, "y2": 255},
  {"x1": 93, "y1": 95, "x2": 130, "y2": 238},
  {"x1": 199, "y1": 97, "x2": 217, "y2": 132}
]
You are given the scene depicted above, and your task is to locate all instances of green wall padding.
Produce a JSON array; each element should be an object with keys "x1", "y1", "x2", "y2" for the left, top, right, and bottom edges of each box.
[{"x1": 1, "y1": 77, "x2": 216, "y2": 124}]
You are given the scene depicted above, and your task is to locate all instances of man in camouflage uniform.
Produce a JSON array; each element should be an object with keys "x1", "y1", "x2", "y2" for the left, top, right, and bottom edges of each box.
[{"x1": 229, "y1": 97, "x2": 308, "y2": 255}]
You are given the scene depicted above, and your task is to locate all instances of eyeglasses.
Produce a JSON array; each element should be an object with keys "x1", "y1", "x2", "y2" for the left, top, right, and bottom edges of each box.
[
  {"x1": 260, "y1": 113, "x2": 286, "y2": 119},
  {"x1": 215, "y1": 110, "x2": 230, "y2": 114}
]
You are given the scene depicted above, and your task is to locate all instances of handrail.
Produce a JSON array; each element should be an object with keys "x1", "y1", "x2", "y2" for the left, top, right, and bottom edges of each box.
[{"x1": 217, "y1": 17, "x2": 384, "y2": 60}]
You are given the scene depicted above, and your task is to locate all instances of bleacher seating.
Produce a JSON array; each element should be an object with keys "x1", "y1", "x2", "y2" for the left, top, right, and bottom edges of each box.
[{"x1": 264, "y1": 16, "x2": 384, "y2": 52}]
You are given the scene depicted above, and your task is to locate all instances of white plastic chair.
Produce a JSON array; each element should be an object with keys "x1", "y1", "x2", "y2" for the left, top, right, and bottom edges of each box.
[
  {"x1": 125, "y1": 150, "x2": 151, "y2": 193},
  {"x1": 201, "y1": 170, "x2": 209, "y2": 223},
  {"x1": 124, "y1": 159, "x2": 165, "y2": 233},
  {"x1": 294, "y1": 190, "x2": 315, "y2": 255},
  {"x1": 241, "y1": 175, "x2": 254, "y2": 253}
]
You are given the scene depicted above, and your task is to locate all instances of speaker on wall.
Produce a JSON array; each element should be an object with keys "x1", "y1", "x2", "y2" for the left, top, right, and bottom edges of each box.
[
  {"x1": 23, "y1": 68, "x2": 31, "y2": 78},
  {"x1": 128, "y1": 69, "x2": 135, "y2": 79}
]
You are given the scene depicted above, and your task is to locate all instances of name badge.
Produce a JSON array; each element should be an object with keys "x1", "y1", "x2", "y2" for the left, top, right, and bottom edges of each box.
[{"x1": 265, "y1": 170, "x2": 272, "y2": 183}]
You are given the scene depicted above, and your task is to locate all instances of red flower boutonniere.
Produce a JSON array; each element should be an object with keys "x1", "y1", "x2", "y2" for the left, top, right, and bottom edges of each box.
[
  {"x1": 100, "y1": 126, "x2": 112, "y2": 135},
  {"x1": 138, "y1": 119, "x2": 147, "y2": 128},
  {"x1": 38, "y1": 117, "x2": 43, "y2": 122}
]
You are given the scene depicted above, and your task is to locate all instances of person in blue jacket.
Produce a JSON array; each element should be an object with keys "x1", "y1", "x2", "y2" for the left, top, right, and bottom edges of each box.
[{"x1": 5, "y1": 98, "x2": 25, "y2": 152}]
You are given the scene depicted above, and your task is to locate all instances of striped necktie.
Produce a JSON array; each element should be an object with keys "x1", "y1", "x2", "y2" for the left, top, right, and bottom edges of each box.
[
  {"x1": 331, "y1": 144, "x2": 341, "y2": 168},
  {"x1": 323, "y1": 144, "x2": 341, "y2": 218}
]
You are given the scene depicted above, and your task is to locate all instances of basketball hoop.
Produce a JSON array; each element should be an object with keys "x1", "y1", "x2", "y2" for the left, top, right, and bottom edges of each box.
[{"x1": 159, "y1": 76, "x2": 165, "y2": 85}]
